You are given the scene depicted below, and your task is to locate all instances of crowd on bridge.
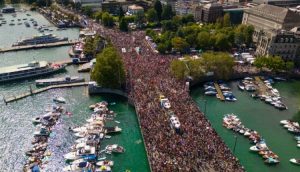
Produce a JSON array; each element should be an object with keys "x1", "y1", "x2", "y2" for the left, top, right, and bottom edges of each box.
[{"x1": 90, "y1": 21, "x2": 244, "y2": 172}]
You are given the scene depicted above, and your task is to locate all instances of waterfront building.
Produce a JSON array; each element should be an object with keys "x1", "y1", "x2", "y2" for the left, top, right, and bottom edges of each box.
[
  {"x1": 127, "y1": 4, "x2": 144, "y2": 15},
  {"x1": 252, "y1": 0, "x2": 300, "y2": 7},
  {"x1": 243, "y1": 4, "x2": 300, "y2": 60},
  {"x1": 194, "y1": 3, "x2": 223, "y2": 23},
  {"x1": 73, "y1": 0, "x2": 103, "y2": 8}
]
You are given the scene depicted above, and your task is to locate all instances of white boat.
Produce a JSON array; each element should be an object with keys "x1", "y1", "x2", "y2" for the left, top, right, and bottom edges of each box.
[
  {"x1": 205, "y1": 91, "x2": 217, "y2": 96},
  {"x1": 64, "y1": 152, "x2": 79, "y2": 160},
  {"x1": 86, "y1": 116, "x2": 104, "y2": 123},
  {"x1": 53, "y1": 96, "x2": 66, "y2": 103},
  {"x1": 250, "y1": 144, "x2": 268, "y2": 152},
  {"x1": 63, "y1": 162, "x2": 90, "y2": 171},
  {"x1": 74, "y1": 131, "x2": 87, "y2": 138},
  {"x1": 105, "y1": 144, "x2": 125, "y2": 153},
  {"x1": 289, "y1": 158, "x2": 300, "y2": 165},
  {"x1": 96, "y1": 160, "x2": 114, "y2": 167}
]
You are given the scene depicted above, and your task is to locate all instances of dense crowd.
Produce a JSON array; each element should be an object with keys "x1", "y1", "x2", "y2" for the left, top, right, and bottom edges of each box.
[{"x1": 89, "y1": 21, "x2": 244, "y2": 172}]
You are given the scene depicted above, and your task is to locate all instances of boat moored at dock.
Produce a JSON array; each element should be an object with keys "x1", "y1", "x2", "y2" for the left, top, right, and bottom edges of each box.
[
  {"x1": 35, "y1": 76, "x2": 85, "y2": 86},
  {"x1": 12, "y1": 33, "x2": 68, "y2": 47},
  {"x1": 0, "y1": 61, "x2": 66, "y2": 82}
]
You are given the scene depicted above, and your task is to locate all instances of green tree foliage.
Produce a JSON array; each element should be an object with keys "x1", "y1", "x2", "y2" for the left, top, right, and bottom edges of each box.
[
  {"x1": 171, "y1": 59, "x2": 187, "y2": 79},
  {"x1": 118, "y1": 6, "x2": 124, "y2": 19},
  {"x1": 154, "y1": 0, "x2": 162, "y2": 21},
  {"x1": 202, "y1": 52, "x2": 234, "y2": 80},
  {"x1": 223, "y1": 13, "x2": 231, "y2": 27},
  {"x1": 91, "y1": 46, "x2": 125, "y2": 89},
  {"x1": 135, "y1": 11, "x2": 145, "y2": 28},
  {"x1": 197, "y1": 31, "x2": 210, "y2": 49},
  {"x1": 93, "y1": 11, "x2": 102, "y2": 22},
  {"x1": 119, "y1": 17, "x2": 128, "y2": 32},
  {"x1": 161, "y1": 4, "x2": 174, "y2": 20},
  {"x1": 102, "y1": 12, "x2": 114, "y2": 27},
  {"x1": 146, "y1": 8, "x2": 158, "y2": 22},
  {"x1": 235, "y1": 24, "x2": 254, "y2": 45},
  {"x1": 82, "y1": 6, "x2": 93, "y2": 17},
  {"x1": 254, "y1": 56, "x2": 294, "y2": 72},
  {"x1": 83, "y1": 35, "x2": 102, "y2": 58},
  {"x1": 171, "y1": 37, "x2": 189, "y2": 53},
  {"x1": 215, "y1": 33, "x2": 231, "y2": 50}
]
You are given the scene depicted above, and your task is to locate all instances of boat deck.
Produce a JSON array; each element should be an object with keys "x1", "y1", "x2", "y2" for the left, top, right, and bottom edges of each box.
[
  {"x1": 0, "y1": 40, "x2": 79, "y2": 53},
  {"x1": 214, "y1": 83, "x2": 225, "y2": 101},
  {"x1": 3, "y1": 82, "x2": 89, "y2": 104}
]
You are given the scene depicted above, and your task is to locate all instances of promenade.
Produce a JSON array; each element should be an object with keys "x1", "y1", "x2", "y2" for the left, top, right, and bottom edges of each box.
[{"x1": 90, "y1": 22, "x2": 244, "y2": 171}]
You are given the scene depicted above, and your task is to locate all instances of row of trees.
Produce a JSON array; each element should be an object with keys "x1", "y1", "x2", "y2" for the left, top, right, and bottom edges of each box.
[
  {"x1": 91, "y1": 45, "x2": 126, "y2": 89},
  {"x1": 146, "y1": 13, "x2": 254, "y2": 54},
  {"x1": 146, "y1": 0, "x2": 174, "y2": 23},
  {"x1": 83, "y1": 35, "x2": 103, "y2": 59},
  {"x1": 253, "y1": 56, "x2": 294, "y2": 72},
  {"x1": 171, "y1": 52, "x2": 234, "y2": 80}
]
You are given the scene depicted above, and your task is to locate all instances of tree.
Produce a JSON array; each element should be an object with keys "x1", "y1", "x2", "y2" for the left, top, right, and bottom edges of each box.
[
  {"x1": 171, "y1": 59, "x2": 188, "y2": 79},
  {"x1": 119, "y1": 17, "x2": 128, "y2": 32},
  {"x1": 171, "y1": 37, "x2": 189, "y2": 53},
  {"x1": 154, "y1": 0, "x2": 162, "y2": 21},
  {"x1": 82, "y1": 6, "x2": 93, "y2": 17},
  {"x1": 146, "y1": 8, "x2": 158, "y2": 22},
  {"x1": 91, "y1": 46, "x2": 125, "y2": 89},
  {"x1": 223, "y1": 13, "x2": 231, "y2": 27},
  {"x1": 94, "y1": 11, "x2": 103, "y2": 22},
  {"x1": 215, "y1": 33, "x2": 230, "y2": 50},
  {"x1": 202, "y1": 52, "x2": 234, "y2": 80},
  {"x1": 118, "y1": 6, "x2": 124, "y2": 20},
  {"x1": 135, "y1": 11, "x2": 145, "y2": 28},
  {"x1": 285, "y1": 61, "x2": 295, "y2": 71},
  {"x1": 197, "y1": 31, "x2": 210, "y2": 49},
  {"x1": 102, "y1": 12, "x2": 114, "y2": 27},
  {"x1": 161, "y1": 4, "x2": 174, "y2": 20}
]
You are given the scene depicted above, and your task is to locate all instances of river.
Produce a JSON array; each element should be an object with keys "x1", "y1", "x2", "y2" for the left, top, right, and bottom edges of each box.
[
  {"x1": 0, "y1": 5, "x2": 150, "y2": 172},
  {"x1": 191, "y1": 80, "x2": 300, "y2": 172}
]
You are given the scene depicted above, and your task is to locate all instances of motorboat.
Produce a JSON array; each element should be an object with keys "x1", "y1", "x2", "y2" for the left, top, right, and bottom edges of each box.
[
  {"x1": 237, "y1": 82, "x2": 245, "y2": 90},
  {"x1": 264, "y1": 157, "x2": 280, "y2": 164},
  {"x1": 245, "y1": 85, "x2": 256, "y2": 92},
  {"x1": 295, "y1": 136, "x2": 300, "y2": 141},
  {"x1": 53, "y1": 97, "x2": 66, "y2": 103},
  {"x1": 34, "y1": 127, "x2": 50, "y2": 136},
  {"x1": 104, "y1": 126, "x2": 122, "y2": 133},
  {"x1": 105, "y1": 144, "x2": 125, "y2": 154},
  {"x1": 289, "y1": 158, "x2": 300, "y2": 165},
  {"x1": 250, "y1": 142, "x2": 268, "y2": 152},
  {"x1": 63, "y1": 162, "x2": 90, "y2": 172},
  {"x1": 274, "y1": 77, "x2": 286, "y2": 81},
  {"x1": 96, "y1": 160, "x2": 114, "y2": 167},
  {"x1": 205, "y1": 90, "x2": 217, "y2": 96}
]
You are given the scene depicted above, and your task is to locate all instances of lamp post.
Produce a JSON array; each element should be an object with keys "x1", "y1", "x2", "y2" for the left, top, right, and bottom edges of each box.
[{"x1": 233, "y1": 135, "x2": 238, "y2": 154}]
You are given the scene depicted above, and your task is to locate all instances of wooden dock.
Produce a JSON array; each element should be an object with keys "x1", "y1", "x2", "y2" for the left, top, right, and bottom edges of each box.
[
  {"x1": 0, "y1": 40, "x2": 79, "y2": 53},
  {"x1": 4, "y1": 82, "x2": 89, "y2": 104},
  {"x1": 254, "y1": 76, "x2": 269, "y2": 96},
  {"x1": 78, "y1": 62, "x2": 91, "y2": 72},
  {"x1": 214, "y1": 82, "x2": 225, "y2": 101},
  {"x1": 54, "y1": 59, "x2": 73, "y2": 65}
]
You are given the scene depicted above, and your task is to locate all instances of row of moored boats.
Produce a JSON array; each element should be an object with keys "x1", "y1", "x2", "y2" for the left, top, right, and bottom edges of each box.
[
  {"x1": 223, "y1": 114, "x2": 280, "y2": 164},
  {"x1": 63, "y1": 101, "x2": 124, "y2": 172},
  {"x1": 238, "y1": 77, "x2": 287, "y2": 110},
  {"x1": 280, "y1": 120, "x2": 300, "y2": 149},
  {"x1": 204, "y1": 82, "x2": 237, "y2": 102},
  {"x1": 23, "y1": 101, "x2": 65, "y2": 171}
]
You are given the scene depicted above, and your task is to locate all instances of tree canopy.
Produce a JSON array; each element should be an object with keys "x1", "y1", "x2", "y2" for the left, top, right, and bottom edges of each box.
[
  {"x1": 170, "y1": 52, "x2": 234, "y2": 80},
  {"x1": 91, "y1": 46, "x2": 125, "y2": 89},
  {"x1": 102, "y1": 12, "x2": 114, "y2": 27},
  {"x1": 119, "y1": 17, "x2": 128, "y2": 32},
  {"x1": 146, "y1": 8, "x2": 158, "y2": 23},
  {"x1": 154, "y1": 0, "x2": 162, "y2": 21},
  {"x1": 254, "y1": 56, "x2": 295, "y2": 72}
]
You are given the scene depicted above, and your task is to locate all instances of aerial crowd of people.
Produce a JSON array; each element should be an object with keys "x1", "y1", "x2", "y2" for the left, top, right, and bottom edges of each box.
[{"x1": 90, "y1": 21, "x2": 245, "y2": 172}]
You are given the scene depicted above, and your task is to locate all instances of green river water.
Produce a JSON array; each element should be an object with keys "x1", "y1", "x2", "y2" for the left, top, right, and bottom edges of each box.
[
  {"x1": 192, "y1": 81, "x2": 300, "y2": 172},
  {"x1": 0, "y1": 6, "x2": 150, "y2": 172}
]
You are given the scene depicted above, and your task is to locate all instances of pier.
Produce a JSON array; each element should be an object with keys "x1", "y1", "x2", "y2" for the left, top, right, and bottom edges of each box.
[
  {"x1": 214, "y1": 82, "x2": 225, "y2": 101},
  {"x1": 0, "y1": 40, "x2": 79, "y2": 53},
  {"x1": 78, "y1": 62, "x2": 91, "y2": 72},
  {"x1": 254, "y1": 76, "x2": 269, "y2": 95},
  {"x1": 3, "y1": 82, "x2": 89, "y2": 104}
]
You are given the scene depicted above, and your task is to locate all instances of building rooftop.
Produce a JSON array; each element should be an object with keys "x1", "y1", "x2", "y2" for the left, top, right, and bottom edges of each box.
[
  {"x1": 245, "y1": 4, "x2": 300, "y2": 23},
  {"x1": 128, "y1": 4, "x2": 144, "y2": 10}
]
